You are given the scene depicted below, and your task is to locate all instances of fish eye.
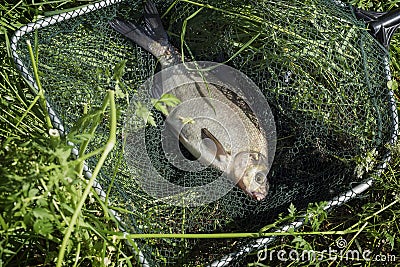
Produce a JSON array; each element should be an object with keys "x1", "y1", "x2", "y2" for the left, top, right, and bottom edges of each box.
[{"x1": 255, "y1": 172, "x2": 265, "y2": 184}]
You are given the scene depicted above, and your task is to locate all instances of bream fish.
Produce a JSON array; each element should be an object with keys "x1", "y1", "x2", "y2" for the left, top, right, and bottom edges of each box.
[{"x1": 110, "y1": 0, "x2": 272, "y2": 200}]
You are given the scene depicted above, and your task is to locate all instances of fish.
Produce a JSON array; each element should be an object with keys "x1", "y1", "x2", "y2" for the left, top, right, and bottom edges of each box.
[{"x1": 109, "y1": 0, "x2": 271, "y2": 200}]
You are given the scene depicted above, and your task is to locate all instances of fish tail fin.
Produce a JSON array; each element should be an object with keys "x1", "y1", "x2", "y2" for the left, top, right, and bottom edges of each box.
[
  {"x1": 109, "y1": 19, "x2": 155, "y2": 53},
  {"x1": 109, "y1": 0, "x2": 178, "y2": 65},
  {"x1": 143, "y1": 0, "x2": 168, "y2": 41}
]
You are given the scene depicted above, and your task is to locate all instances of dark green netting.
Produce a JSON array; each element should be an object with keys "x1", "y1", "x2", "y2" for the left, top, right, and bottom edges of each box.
[{"x1": 11, "y1": 0, "x2": 398, "y2": 265}]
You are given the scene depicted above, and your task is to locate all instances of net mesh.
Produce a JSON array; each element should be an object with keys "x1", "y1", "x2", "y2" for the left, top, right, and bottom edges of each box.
[{"x1": 11, "y1": 0, "x2": 397, "y2": 265}]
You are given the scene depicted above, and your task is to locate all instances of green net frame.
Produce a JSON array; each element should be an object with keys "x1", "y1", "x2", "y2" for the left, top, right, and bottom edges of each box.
[{"x1": 11, "y1": 0, "x2": 398, "y2": 265}]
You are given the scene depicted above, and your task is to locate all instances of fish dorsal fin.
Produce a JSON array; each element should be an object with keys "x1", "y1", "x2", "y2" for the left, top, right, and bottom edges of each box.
[{"x1": 201, "y1": 128, "x2": 228, "y2": 160}]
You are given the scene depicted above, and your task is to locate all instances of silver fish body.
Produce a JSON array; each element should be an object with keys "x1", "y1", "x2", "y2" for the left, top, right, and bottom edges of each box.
[
  {"x1": 110, "y1": 1, "x2": 272, "y2": 200},
  {"x1": 164, "y1": 81, "x2": 270, "y2": 200}
]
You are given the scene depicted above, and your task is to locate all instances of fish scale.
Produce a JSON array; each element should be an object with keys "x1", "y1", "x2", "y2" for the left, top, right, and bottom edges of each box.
[{"x1": 166, "y1": 82, "x2": 268, "y2": 159}]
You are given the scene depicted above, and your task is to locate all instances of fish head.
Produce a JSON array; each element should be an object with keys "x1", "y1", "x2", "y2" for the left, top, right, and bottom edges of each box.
[{"x1": 230, "y1": 151, "x2": 269, "y2": 201}]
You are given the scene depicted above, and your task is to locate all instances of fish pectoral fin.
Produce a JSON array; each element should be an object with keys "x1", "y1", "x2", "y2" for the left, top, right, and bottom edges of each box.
[
  {"x1": 166, "y1": 119, "x2": 189, "y2": 144},
  {"x1": 178, "y1": 132, "x2": 190, "y2": 146},
  {"x1": 200, "y1": 128, "x2": 228, "y2": 160}
]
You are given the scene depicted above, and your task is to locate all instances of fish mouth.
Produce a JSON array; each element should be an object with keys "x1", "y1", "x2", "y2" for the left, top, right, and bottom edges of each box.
[{"x1": 251, "y1": 192, "x2": 266, "y2": 201}]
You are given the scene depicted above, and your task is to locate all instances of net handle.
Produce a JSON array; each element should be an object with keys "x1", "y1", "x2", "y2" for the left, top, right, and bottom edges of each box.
[{"x1": 354, "y1": 7, "x2": 400, "y2": 49}]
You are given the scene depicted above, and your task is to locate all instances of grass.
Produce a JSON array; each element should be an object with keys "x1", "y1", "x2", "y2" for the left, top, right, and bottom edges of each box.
[
  {"x1": 1, "y1": 0, "x2": 400, "y2": 266},
  {"x1": 1, "y1": 2, "x2": 132, "y2": 266}
]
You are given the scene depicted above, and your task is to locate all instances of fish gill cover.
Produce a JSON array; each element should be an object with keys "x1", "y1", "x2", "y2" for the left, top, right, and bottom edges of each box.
[{"x1": 11, "y1": 0, "x2": 397, "y2": 265}]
